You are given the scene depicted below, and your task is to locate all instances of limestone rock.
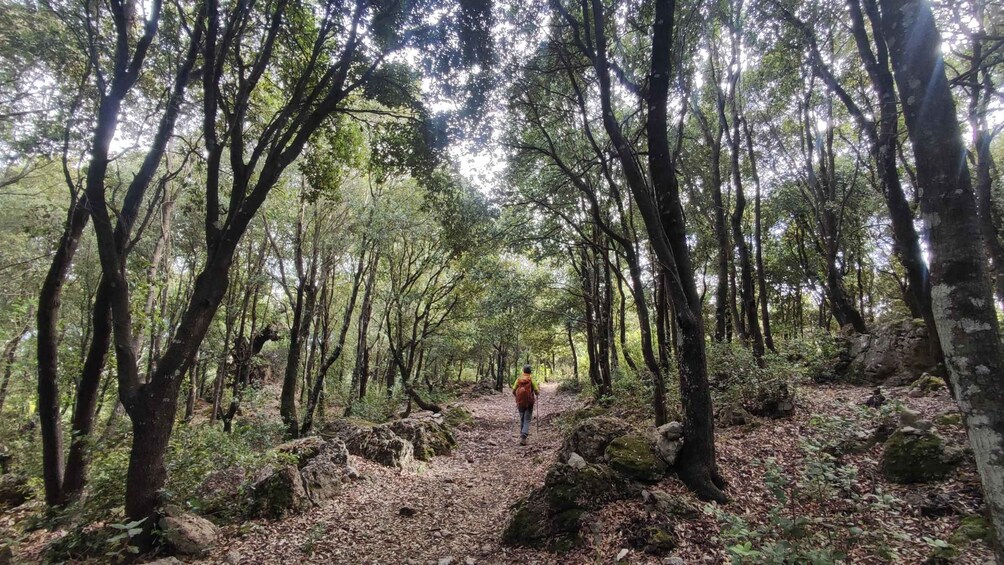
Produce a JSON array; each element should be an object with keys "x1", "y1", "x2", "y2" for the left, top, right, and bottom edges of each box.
[
  {"x1": 641, "y1": 489, "x2": 699, "y2": 519},
  {"x1": 388, "y1": 419, "x2": 456, "y2": 461},
  {"x1": 716, "y1": 405, "x2": 752, "y2": 428},
  {"x1": 300, "y1": 459, "x2": 343, "y2": 504},
  {"x1": 566, "y1": 452, "x2": 586, "y2": 470},
  {"x1": 558, "y1": 417, "x2": 634, "y2": 464},
  {"x1": 345, "y1": 426, "x2": 414, "y2": 469},
  {"x1": 604, "y1": 434, "x2": 667, "y2": 483},
  {"x1": 502, "y1": 462, "x2": 634, "y2": 552},
  {"x1": 651, "y1": 422, "x2": 684, "y2": 466},
  {"x1": 158, "y1": 505, "x2": 220, "y2": 557},
  {"x1": 275, "y1": 436, "x2": 326, "y2": 468},
  {"x1": 444, "y1": 405, "x2": 474, "y2": 428},
  {"x1": 248, "y1": 465, "x2": 312, "y2": 519},
  {"x1": 845, "y1": 319, "x2": 939, "y2": 385},
  {"x1": 910, "y1": 373, "x2": 947, "y2": 397},
  {"x1": 881, "y1": 429, "x2": 963, "y2": 484},
  {"x1": 0, "y1": 474, "x2": 30, "y2": 509}
]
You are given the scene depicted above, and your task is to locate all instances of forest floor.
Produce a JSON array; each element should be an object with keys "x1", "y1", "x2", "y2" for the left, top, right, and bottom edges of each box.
[
  {"x1": 195, "y1": 382, "x2": 582, "y2": 565},
  {"x1": 192, "y1": 381, "x2": 993, "y2": 565}
]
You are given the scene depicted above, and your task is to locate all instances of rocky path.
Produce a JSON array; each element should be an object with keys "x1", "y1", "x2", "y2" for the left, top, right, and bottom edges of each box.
[{"x1": 200, "y1": 383, "x2": 577, "y2": 565}]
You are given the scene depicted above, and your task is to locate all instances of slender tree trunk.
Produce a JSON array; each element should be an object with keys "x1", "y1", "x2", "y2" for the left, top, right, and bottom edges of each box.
[
  {"x1": 301, "y1": 250, "x2": 366, "y2": 435},
  {"x1": 741, "y1": 118, "x2": 775, "y2": 352},
  {"x1": 567, "y1": 324, "x2": 579, "y2": 383},
  {"x1": 879, "y1": 0, "x2": 1004, "y2": 557},
  {"x1": 37, "y1": 199, "x2": 89, "y2": 506},
  {"x1": 0, "y1": 310, "x2": 31, "y2": 413}
]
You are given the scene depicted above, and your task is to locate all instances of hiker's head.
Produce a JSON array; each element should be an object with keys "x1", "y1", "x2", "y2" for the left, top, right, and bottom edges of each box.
[{"x1": 523, "y1": 365, "x2": 532, "y2": 375}]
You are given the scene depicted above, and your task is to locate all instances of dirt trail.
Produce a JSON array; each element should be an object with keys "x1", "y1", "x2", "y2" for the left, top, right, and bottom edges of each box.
[{"x1": 200, "y1": 383, "x2": 577, "y2": 564}]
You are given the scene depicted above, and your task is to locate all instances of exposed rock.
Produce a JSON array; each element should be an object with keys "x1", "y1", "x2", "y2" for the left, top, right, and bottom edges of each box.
[
  {"x1": 899, "y1": 408, "x2": 922, "y2": 428},
  {"x1": 863, "y1": 387, "x2": 886, "y2": 408},
  {"x1": 949, "y1": 515, "x2": 993, "y2": 546},
  {"x1": 651, "y1": 422, "x2": 684, "y2": 466},
  {"x1": 389, "y1": 418, "x2": 456, "y2": 461},
  {"x1": 904, "y1": 489, "x2": 965, "y2": 517},
  {"x1": 142, "y1": 558, "x2": 183, "y2": 565},
  {"x1": 275, "y1": 436, "x2": 327, "y2": 468},
  {"x1": 605, "y1": 434, "x2": 667, "y2": 483},
  {"x1": 881, "y1": 429, "x2": 963, "y2": 484},
  {"x1": 444, "y1": 405, "x2": 474, "y2": 428},
  {"x1": 248, "y1": 465, "x2": 312, "y2": 519},
  {"x1": 910, "y1": 374, "x2": 947, "y2": 397},
  {"x1": 438, "y1": 557, "x2": 453, "y2": 565},
  {"x1": 716, "y1": 405, "x2": 752, "y2": 428},
  {"x1": 566, "y1": 452, "x2": 586, "y2": 470},
  {"x1": 225, "y1": 549, "x2": 243, "y2": 564},
  {"x1": 0, "y1": 474, "x2": 30, "y2": 509},
  {"x1": 615, "y1": 548, "x2": 630, "y2": 561},
  {"x1": 624, "y1": 515, "x2": 676, "y2": 555},
  {"x1": 558, "y1": 417, "x2": 634, "y2": 464},
  {"x1": 158, "y1": 505, "x2": 220, "y2": 557},
  {"x1": 502, "y1": 462, "x2": 635, "y2": 552},
  {"x1": 196, "y1": 465, "x2": 273, "y2": 519},
  {"x1": 300, "y1": 458, "x2": 344, "y2": 504},
  {"x1": 935, "y1": 412, "x2": 963, "y2": 427},
  {"x1": 345, "y1": 426, "x2": 414, "y2": 469},
  {"x1": 641, "y1": 489, "x2": 699, "y2": 519},
  {"x1": 747, "y1": 382, "x2": 795, "y2": 419},
  {"x1": 825, "y1": 430, "x2": 876, "y2": 458},
  {"x1": 665, "y1": 557, "x2": 686, "y2": 565},
  {"x1": 843, "y1": 319, "x2": 938, "y2": 385}
]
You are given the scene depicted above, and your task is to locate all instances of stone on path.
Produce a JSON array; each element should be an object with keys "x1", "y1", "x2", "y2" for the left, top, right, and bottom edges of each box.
[{"x1": 615, "y1": 548, "x2": 629, "y2": 561}]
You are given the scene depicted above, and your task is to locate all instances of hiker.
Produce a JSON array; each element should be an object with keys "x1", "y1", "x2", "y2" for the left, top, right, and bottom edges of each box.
[{"x1": 512, "y1": 364, "x2": 539, "y2": 445}]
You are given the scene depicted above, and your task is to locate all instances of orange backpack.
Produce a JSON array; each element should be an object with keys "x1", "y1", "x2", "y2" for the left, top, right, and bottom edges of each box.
[{"x1": 515, "y1": 374, "x2": 535, "y2": 409}]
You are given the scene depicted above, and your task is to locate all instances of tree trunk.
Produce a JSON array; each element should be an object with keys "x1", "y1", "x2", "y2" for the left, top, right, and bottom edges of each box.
[
  {"x1": 879, "y1": 0, "x2": 1004, "y2": 557},
  {"x1": 0, "y1": 309, "x2": 31, "y2": 413},
  {"x1": 37, "y1": 198, "x2": 90, "y2": 506},
  {"x1": 301, "y1": 250, "x2": 366, "y2": 435},
  {"x1": 743, "y1": 118, "x2": 775, "y2": 352}
]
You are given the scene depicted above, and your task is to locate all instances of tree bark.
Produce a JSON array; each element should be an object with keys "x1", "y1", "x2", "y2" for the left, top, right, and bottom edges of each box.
[{"x1": 879, "y1": 0, "x2": 1004, "y2": 557}]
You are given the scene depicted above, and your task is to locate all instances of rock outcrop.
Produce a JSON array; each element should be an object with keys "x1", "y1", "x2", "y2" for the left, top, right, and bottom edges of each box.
[
  {"x1": 558, "y1": 416, "x2": 634, "y2": 464},
  {"x1": 819, "y1": 319, "x2": 939, "y2": 385},
  {"x1": 502, "y1": 462, "x2": 636, "y2": 552},
  {"x1": 248, "y1": 438, "x2": 351, "y2": 518},
  {"x1": 604, "y1": 434, "x2": 667, "y2": 483},
  {"x1": 388, "y1": 418, "x2": 456, "y2": 461},
  {"x1": 0, "y1": 474, "x2": 30, "y2": 509},
  {"x1": 880, "y1": 428, "x2": 963, "y2": 484},
  {"x1": 158, "y1": 505, "x2": 220, "y2": 556}
]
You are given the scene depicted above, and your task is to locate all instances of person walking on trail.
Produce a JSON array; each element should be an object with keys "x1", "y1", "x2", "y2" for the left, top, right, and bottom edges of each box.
[{"x1": 512, "y1": 365, "x2": 539, "y2": 445}]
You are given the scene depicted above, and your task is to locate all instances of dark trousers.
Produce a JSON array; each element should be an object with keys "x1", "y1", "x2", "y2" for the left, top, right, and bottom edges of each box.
[{"x1": 518, "y1": 405, "x2": 533, "y2": 437}]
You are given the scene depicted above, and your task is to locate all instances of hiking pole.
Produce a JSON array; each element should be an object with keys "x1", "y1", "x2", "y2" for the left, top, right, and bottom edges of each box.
[{"x1": 535, "y1": 393, "x2": 540, "y2": 435}]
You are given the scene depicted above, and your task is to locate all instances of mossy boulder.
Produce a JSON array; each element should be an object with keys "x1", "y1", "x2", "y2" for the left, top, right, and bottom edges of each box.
[
  {"x1": 275, "y1": 436, "x2": 326, "y2": 468},
  {"x1": 388, "y1": 419, "x2": 456, "y2": 461},
  {"x1": 0, "y1": 474, "x2": 30, "y2": 509},
  {"x1": 910, "y1": 373, "x2": 947, "y2": 396},
  {"x1": 443, "y1": 405, "x2": 474, "y2": 429},
  {"x1": 935, "y1": 412, "x2": 963, "y2": 427},
  {"x1": 880, "y1": 429, "x2": 962, "y2": 484},
  {"x1": 625, "y1": 516, "x2": 677, "y2": 555},
  {"x1": 604, "y1": 434, "x2": 667, "y2": 483},
  {"x1": 559, "y1": 416, "x2": 633, "y2": 464},
  {"x1": 247, "y1": 465, "x2": 312, "y2": 519},
  {"x1": 949, "y1": 515, "x2": 993, "y2": 546},
  {"x1": 502, "y1": 462, "x2": 635, "y2": 553},
  {"x1": 502, "y1": 496, "x2": 552, "y2": 548}
]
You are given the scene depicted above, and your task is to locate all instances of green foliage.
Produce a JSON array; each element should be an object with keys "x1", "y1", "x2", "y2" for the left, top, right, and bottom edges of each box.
[
  {"x1": 710, "y1": 413, "x2": 915, "y2": 563},
  {"x1": 706, "y1": 342, "x2": 797, "y2": 417}
]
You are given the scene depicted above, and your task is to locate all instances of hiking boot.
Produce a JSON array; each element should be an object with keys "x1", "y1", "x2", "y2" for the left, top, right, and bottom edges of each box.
[{"x1": 519, "y1": 435, "x2": 527, "y2": 446}]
